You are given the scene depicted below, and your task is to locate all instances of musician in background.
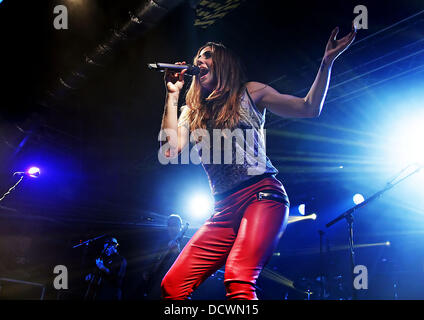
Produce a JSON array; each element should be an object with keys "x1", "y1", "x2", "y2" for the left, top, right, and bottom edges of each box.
[
  {"x1": 84, "y1": 237, "x2": 127, "y2": 300},
  {"x1": 166, "y1": 214, "x2": 184, "y2": 255},
  {"x1": 142, "y1": 214, "x2": 187, "y2": 299}
]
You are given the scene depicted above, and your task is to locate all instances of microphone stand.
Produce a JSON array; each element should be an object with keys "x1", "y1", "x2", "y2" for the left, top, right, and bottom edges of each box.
[
  {"x1": 0, "y1": 171, "x2": 41, "y2": 205},
  {"x1": 318, "y1": 230, "x2": 325, "y2": 299},
  {"x1": 0, "y1": 176, "x2": 24, "y2": 204},
  {"x1": 73, "y1": 235, "x2": 106, "y2": 285},
  {"x1": 73, "y1": 235, "x2": 107, "y2": 300},
  {"x1": 325, "y1": 164, "x2": 422, "y2": 300},
  {"x1": 72, "y1": 234, "x2": 106, "y2": 249}
]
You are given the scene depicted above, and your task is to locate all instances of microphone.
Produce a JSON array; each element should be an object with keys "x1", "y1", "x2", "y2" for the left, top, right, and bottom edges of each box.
[{"x1": 147, "y1": 63, "x2": 200, "y2": 76}]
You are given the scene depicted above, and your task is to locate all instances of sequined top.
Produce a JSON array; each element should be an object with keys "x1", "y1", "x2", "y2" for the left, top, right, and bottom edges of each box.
[{"x1": 178, "y1": 88, "x2": 279, "y2": 196}]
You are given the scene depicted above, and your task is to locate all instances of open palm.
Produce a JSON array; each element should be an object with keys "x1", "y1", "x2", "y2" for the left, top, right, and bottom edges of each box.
[{"x1": 325, "y1": 23, "x2": 357, "y2": 62}]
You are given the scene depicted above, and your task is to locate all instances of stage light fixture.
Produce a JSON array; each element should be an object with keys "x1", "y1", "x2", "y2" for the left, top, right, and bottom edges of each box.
[
  {"x1": 27, "y1": 166, "x2": 41, "y2": 178},
  {"x1": 353, "y1": 193, "x2": 364, "y2": 205},
  {"x1": 13, "y1": 167, "x2": 41, "y2": 178},
  {"x1": 189, "y1": 193, "x2": 214, "y2": 219},
  {"x1": 298, "y1": 204, "x2": 305, "y2": 215},
  {"x1": 0, "y1": 166, "x2": 40, "y2": 203}
]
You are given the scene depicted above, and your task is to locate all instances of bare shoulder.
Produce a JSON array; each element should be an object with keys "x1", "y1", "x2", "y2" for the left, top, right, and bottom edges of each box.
[
  {"x1": 245, "y1": 81, "x2": 269, "y2": 113},
  {"x1": 245, "y1": 81, "x2": 268, "y2": 100}
]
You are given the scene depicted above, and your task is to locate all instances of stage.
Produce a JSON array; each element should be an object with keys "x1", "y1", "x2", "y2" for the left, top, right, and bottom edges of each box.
[{"x1": 0, "y1": 0, "x2": 423, "y2": 305}]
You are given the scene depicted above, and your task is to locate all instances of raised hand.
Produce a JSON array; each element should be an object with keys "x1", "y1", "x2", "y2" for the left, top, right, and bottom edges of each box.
[
  {"x1": 96, "y1": 258, "x2": 104, "y2": 269},
  {"x1": 164, "y1": 61, "x2": 187, "y2": 94},
  {"x1": 324, "y1": 22, "x2": 357, "y2": 64}
]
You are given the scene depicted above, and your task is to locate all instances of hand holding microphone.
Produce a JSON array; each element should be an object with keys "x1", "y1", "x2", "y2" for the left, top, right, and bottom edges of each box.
[
  {"x1": 148, "y1": 62, "x2": 200, "y2": 75},
  {"x1": 163, "y1": 61, "x2": 188, "y2": 94}
]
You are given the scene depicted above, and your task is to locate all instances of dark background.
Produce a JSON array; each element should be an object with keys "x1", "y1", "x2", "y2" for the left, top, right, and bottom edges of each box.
[{"x1": 0, "y1": 0, "x2": 423, "y2": 300}]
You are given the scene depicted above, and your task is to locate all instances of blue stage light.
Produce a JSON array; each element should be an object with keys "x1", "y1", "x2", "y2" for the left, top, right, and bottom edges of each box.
[
  {"x1": 27, "y1": 166, "x2": 41, "y2": 178},
  {"x1": 298, "y1": 204, "x2": 305, "y2": 215},
  {"x1": 189, "y1": 193, "x2": 214, "y2": 219},
  {"x1": 353, "y1": 193, "x2": 365, "y2": 205},
  {"x1": 384, "y1": 111, "x2": 424, "y2": 167}
]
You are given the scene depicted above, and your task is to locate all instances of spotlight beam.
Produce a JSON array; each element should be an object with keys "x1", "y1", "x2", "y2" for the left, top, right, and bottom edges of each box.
[
  {"x1": 326, "y1": 163, "x2": 422, "y2": 299},
  {"x1": 268, "y1": 129, "x2": 381, "y2": 149},
  {"x1": 288, "y1": 214, "x2": 316, "y2": 224},
  {"x1": 326, "y1": 164, "x2": 422, "y2": 228},
  {"x1": 280, "y1": 241, "x2": 391, "y2": 256}
]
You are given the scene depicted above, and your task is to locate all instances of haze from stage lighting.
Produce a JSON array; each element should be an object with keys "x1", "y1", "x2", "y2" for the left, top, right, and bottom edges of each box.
[
  {"x1": 66, "y1": 0, "x2": 84, "y2": 5},
  {"x1": 383, "y1": 109, "x2": 424, "y2": 169},
  {"x1": 188, "y1": 193, "x2": 214, "y2": 219}
]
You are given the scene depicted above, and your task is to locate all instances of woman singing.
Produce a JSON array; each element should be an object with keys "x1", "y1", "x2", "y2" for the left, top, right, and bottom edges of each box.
[{"x1": 158, "y1": 24, "x2": 356, "y2": 300}]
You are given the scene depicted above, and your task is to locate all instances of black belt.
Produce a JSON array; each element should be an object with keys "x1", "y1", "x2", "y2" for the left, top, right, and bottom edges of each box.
[
  {"x1": 256, "y1": 190, "x2": 290, "y2": 207},
  {"x1": 214, "y1": 173, "x2": 276, "y2": 202}
]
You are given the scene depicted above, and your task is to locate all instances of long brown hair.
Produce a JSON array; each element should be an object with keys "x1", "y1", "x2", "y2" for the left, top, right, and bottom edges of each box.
[{"x1": 182, "y1": 42, "x2": 247, "y2": 134}]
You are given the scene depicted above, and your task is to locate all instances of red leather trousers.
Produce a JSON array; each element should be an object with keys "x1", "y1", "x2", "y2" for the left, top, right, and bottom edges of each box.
[{"x1": 161, "y1": 177, "x2": 289, "y2": 300}]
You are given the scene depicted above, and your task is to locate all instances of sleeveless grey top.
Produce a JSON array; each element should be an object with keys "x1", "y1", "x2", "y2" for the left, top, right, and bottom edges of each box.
[{"x1": 178, "y1": 88, "x2": 279, "y2": 196}]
